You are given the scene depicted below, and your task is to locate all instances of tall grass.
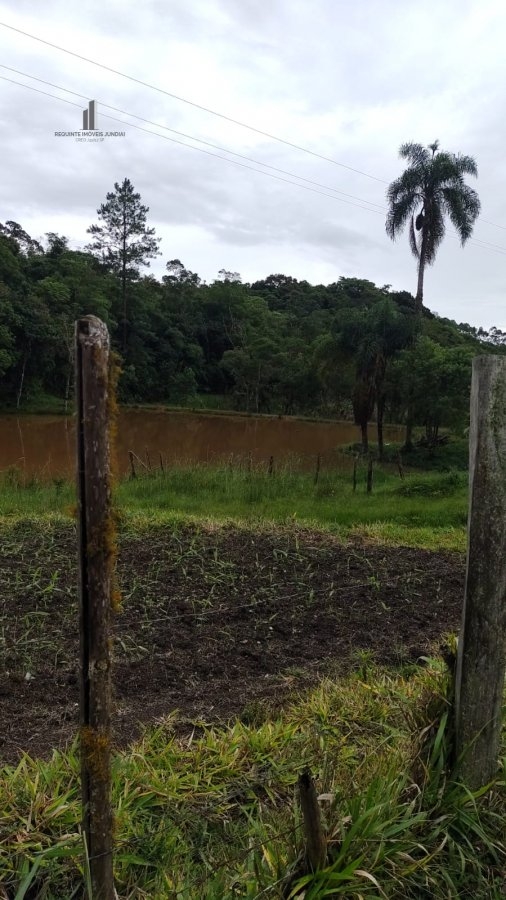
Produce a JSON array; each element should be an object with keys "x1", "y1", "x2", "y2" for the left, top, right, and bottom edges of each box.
[
  {"x1": 1, "y1": 664, "x2": 504, "y2": 897},
  {"x1": 0, "y1": 462, "x2": 468, "y2": 550}
]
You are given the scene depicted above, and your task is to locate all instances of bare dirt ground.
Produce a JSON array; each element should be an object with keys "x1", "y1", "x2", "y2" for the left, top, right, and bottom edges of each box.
[{"x1": 0, "y1": 521, "x2": 465, "y2": 763}]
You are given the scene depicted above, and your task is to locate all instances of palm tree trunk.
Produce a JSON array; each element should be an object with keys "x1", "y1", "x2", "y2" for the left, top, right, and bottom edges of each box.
[{"x1": 415, "y1": 229, "x2": 428, "y2": 311}]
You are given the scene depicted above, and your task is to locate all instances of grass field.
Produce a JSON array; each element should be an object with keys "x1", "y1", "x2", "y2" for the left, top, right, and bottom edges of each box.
[
  {"x1": 1, "y1": 454, "x2": 505, "y2": 898},
  {"x1": 2, "y1": 659, "x2": 505, "y2": 898},
  {"x1": 0, "y1": 459, "x2": 468, "y2": 551}
]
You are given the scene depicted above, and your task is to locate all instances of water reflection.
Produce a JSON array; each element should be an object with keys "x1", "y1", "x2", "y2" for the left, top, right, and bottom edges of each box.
[{"x1": 0, "y1": 410, "x2": 405, "y2": 479}]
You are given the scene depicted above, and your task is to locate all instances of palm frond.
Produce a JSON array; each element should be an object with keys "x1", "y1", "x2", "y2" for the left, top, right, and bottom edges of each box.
[
  {"x1": 398, "y1": 143, "x2": 431, "y2": 167},
  {"x1": 385, "y1": 194, "x2": 420, "y2": 240},
  {"x1": 386, "y1": 140, "x2": 480, "y2": 281},
  {"x1": 453, "y1": 154, "x2": 479, "y2": 178},
  {"x1": 409, "y1": 215, "x2": 419, "y2": 259},
  {"x1": 442, "y1": 185, "x2": 481, "y2": 243}
]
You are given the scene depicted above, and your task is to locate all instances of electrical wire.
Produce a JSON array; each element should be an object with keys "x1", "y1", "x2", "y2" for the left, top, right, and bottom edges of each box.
[
  {"x1": 0, "y1": 21, "x2": 387, "y2": 183},
  {"x1": 0, "y1": 64, "x2": 387, "y2": 213},
  {"x1": 2, "y1": 69, "x2": 506, "y2": 255},
  {"x1": 0, "y1": 74, "x2": 386, "y2": 216},
  {"x1": 2, "y1": 21, "x2": 505, "y2": 233}
]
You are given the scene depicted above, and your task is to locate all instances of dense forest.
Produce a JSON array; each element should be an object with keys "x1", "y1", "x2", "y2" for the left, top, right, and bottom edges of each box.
[{"x1": 1, "y1": 181, "x2": 505, "y2": 451}]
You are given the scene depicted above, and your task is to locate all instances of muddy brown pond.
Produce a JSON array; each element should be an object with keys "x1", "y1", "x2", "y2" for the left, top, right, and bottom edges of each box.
[{"x1": 0, "y1": 410, "x2": 405, "y2": 478}]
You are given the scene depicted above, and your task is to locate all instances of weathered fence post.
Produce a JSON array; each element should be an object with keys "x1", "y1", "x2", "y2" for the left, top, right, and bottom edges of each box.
[
  {"x1": 75, "y1": 316, "x2": 115, "y2": 899},
  {"x1": 298, "y1": 769, "x2": 327, "y2": 871},
  {"x1": 454, "y1": 356, "x2": 506, "y2": 790},
  {"x1": 366, "y1": 456, "x2": 373, "y2": 494},
  {"x1": 314, "y1": 454, "x2": 321, "y2": 486},
  {"x1": 268, "y1": 455, "x2": 274, "y2": 476},
  {"x1": 159, "y1": 452, "x2": 165, "y2": 474}
]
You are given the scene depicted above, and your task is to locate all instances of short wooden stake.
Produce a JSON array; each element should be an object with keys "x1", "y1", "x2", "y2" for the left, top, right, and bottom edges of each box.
[
  {"x1": 454, "y1": 356, "x2": 506, "y2": 789},
  {"x1": 159, "y1": 452, "x2": 165, "y2": 474},
  {"x1": 352, "y1": 456, "x2": 357, "y2": 493},
  {"x1": 366, "y1": 456, "x2": 373, "y2": 494},
  {"x1": 75, "y1": 316, "x2": 115, "y2": 900},
  {"x1": 314, "y1": 454, "x2": 321, "y2": 486},
  {"x1": 268, "y1": 455, "x2": 274, "y2": 476},
  {"x1": 298, "y1": 769, "x2": 327, "y2": 872}
]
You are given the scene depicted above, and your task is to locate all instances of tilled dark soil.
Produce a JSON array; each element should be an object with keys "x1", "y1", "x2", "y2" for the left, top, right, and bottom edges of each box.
[{"x1": 0, "y1": 520, "x2": 465, "y2": 763}]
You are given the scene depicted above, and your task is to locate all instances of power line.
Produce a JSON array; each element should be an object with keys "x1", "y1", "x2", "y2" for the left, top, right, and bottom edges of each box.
[
  {"x1": 0, "y1": 21, "x2": 387, "y2": 184},
  {"x1": 2, "y1": 73, "x2": 506, "y2": 256},
  {"x1": 0, "y1": 65, "x2": 387, "y2": 213},
  {"x1": 0, "y1": 75, "x2": 386, "y2": 216},
  {"x1": 3, "y1": 22, "x2": 506, "y2": 237}
]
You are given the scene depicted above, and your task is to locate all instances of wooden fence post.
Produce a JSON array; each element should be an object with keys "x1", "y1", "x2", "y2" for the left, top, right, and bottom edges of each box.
[
  {"x1": 75, "y1": 316, "x2": 115, "y2": 899},
  {"x1": 454, "y1": 356, "x2": 506, "y2": 790},
  {"x1": 352, "y1": 456, "x2": 358, "y2": 493},
  {"x1": 314, "y1": 454, "x2": 321, "y2": 486},
  {"x1": 268, "y1": 455, "x2": 274, "y2": 476},
  {"x1": 298, "y1": 769, "x2": 327, "y2": 871},
  {"x1": 159, "y1": 452, "x2": 165, "y2": 474},
  {"x1": 366, "y1": 456, "x2": 373, "y2": 494}
]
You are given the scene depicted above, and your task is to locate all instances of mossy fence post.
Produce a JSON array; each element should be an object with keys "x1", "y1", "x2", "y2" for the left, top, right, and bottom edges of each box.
[
  {"x1": 75, "y1": 316, "x2": 115, "y2": 899},
  {"x1": 454, "y1": 356, "x2": 506, "y2": 790}
]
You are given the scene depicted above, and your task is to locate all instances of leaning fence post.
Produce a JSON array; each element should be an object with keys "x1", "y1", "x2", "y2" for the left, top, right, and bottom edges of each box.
[
  {"x1": 75, "y1": 316, "x2": 115, "y2": 899},
  {"x1": 454, "y1": 356, "x2": 506, "y2": 790},
  {"x1": 128, "y1": 450, "x2": 136, "y2": 479}
]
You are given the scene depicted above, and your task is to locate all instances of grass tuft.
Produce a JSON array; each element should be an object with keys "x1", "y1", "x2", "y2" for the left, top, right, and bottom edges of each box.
[{"x1": 1, "y1": 666, "x2": 504, "y2": 897}]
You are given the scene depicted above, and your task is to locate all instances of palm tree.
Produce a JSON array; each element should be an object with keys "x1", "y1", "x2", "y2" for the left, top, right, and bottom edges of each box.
[{"x1": 386, "y1": 141, "x2": 480, "y2": 311}]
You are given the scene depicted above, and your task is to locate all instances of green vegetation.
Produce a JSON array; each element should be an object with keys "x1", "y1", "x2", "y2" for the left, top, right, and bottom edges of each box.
[
  {"x1": 1, "y1": 457, "x2": 505, "y2": 896},
  {"x1": 2, "y1": 166, "x2": 505, "y2": 896},
  {"x1": 2, "y1": 663, "x2": 505, "y2": 897},
  {"x1": 0, "y1": 456, "x2": 468, "y2": 551},
  {"x1": 1, "y1": 193, "x2": 504, "y2": 449}
]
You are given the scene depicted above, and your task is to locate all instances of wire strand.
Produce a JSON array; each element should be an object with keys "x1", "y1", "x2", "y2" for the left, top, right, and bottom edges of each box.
[
  {"x1": 2, "y1": 21, "x2": 506, "y2": 234},
  {"x1": 0, "y1": 21, "x2": 387, "y2": 183},
  {"x1": 2, "y1": 71, "x2": 506, "y2": 254}
]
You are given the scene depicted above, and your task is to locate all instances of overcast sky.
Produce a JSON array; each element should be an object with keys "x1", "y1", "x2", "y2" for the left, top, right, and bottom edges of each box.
[{"x1": 1, "y1": 0, "x2": 505, "y2": 329}]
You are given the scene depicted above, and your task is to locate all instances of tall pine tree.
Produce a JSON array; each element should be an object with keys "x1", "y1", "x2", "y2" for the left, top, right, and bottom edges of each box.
[{"x1": 86, "y1": 178, "x2": 161, "y2": 352}]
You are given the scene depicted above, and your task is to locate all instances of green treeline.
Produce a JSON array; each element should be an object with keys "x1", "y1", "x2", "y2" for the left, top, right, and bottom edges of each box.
[{"x1": 1, "y1": 201, "x2": 504, "y2": 449}]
